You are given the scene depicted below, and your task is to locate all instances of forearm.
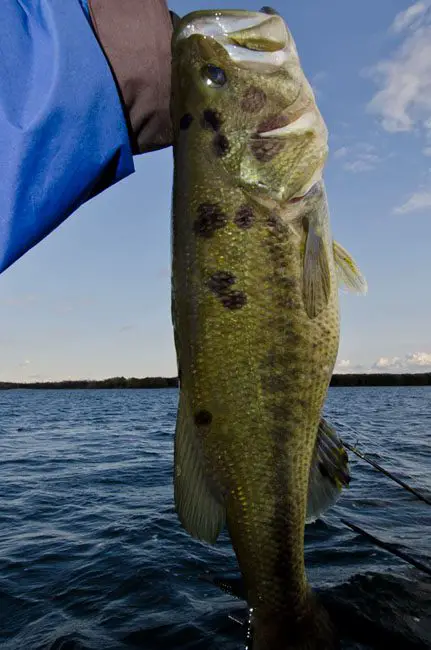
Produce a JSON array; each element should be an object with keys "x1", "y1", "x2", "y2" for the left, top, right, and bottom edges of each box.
[{"x1": 0, "y1": 0, "x2": 173, "y2": 274}]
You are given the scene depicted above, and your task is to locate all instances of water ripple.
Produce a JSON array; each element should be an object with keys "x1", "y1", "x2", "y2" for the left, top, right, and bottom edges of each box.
[{"x1": 0, "y1": 387, "x2": 430, "y2": 649}]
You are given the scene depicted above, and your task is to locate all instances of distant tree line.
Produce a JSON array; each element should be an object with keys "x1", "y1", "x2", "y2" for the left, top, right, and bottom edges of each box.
[
  {"x1": 330, "y1": 373, "x2": 431, "y2": 386},
  {"x1": 0, "y1": 373, "x2": 431, "y2": 390},
  {"x1": 0, "y1": 377, "x2": 179, "y2": 390}
]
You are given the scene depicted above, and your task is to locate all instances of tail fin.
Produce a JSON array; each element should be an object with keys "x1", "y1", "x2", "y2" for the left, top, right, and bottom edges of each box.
[{"x1": 250, "y1": 594, "x2": 339, "y2": 650}]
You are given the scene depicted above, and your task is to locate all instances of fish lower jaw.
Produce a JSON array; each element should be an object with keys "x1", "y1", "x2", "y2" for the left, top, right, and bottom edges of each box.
[{"x1": 289, "y1": 170, "x2": 323, "y2": 203}]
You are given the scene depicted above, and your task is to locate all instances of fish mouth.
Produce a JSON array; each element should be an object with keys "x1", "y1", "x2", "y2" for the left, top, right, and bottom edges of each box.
[
  {"x1": 255, "y1": 110, "x2": 324, "y2": 199},
  {"x1": 257, "y1": 110, "x2": 318, "y2": 139},
  {"x1": 288, "y1": 178, "x2": 322, "y2": 203},
  {"x1": 173, "y1": 9, "x2": 292, "y2": 72}
]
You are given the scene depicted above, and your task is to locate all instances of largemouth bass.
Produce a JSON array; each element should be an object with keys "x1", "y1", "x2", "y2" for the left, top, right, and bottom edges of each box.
[{"x1": 171, "y1": 8, "x2": 366, "y2": 649}]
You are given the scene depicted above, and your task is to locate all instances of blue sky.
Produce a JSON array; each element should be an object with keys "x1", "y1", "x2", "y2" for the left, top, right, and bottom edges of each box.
[{"x1": 1, "y1": 0, "x2": 431, "y2": 381}]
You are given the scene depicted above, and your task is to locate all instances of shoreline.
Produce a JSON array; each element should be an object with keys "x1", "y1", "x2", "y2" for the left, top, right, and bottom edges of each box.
[{"x1": 1, "y1": 373, "x2": 431, "y2": 389}]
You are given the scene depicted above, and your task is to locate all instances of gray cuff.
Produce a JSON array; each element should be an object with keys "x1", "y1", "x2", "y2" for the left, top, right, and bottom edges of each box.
[{"x1": 89, "y1": 0, "x2": 173, "y2": 154}]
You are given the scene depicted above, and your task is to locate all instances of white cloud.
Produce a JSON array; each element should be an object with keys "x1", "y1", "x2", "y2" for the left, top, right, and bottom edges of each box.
[
  {"x1": 357, "y1": 142, "x2": 377, "y2": 152},
  {"x1": 335, "y1": 359, "x2": 351, "y2": 372},
  {"x1": 334, "y1": 142, "x2": 381, "y2": 173},
  {"x1": 335, "y1": 352, "x2": 431, "y2": 373},
  {"x1": 343, "y1": 153, "x2": 381, "y2": 173},
  {"x1": 19, "y1": 360, "x2": 31, "y2": 367},
  {"x1": 372, "y1": 356, "x2": 403, "y2": 370},
  {"x1": 423, "y1": 146, "x2": 431, "y2": 156},
  {"x1": 372, "y1": 352, "x2": 431, "y2": 372},
  {"x1": 337, "y1": 359, "x2": 351, "y2": 368},
  {"x1": 391, "y1": 1, "x2": 430, "y2": 33},
  {"x1": 334, "y1": 359, "x2": 365, "y2": 374},
  {"x1": 367, "y1": 1, "x2": 431, "y2": 137},
  {"x1": 394, "y1": 190, "x2": 431, "y2": 213},
  {"x1": 405, "y1": 351, "x2": 431, "y2": 366},
  {"x1": 333, "y1": 147, "x2": 349, "y2": 159}
]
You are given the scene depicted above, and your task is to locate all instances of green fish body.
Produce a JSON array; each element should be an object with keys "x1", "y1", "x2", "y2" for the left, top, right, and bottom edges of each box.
[{"x1": 171, "y1": 9, "x2": 366, "y2": 649}]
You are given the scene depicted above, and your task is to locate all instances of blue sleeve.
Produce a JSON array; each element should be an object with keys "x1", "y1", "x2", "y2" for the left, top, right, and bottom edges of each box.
[{"x1": 0, "y1": 0, "x2": 134, "y2": 274}]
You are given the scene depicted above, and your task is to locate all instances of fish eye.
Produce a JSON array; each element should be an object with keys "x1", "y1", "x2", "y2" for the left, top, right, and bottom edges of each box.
[{"x1": 202, "y1": 64, "x2": 227, "y2": 88}]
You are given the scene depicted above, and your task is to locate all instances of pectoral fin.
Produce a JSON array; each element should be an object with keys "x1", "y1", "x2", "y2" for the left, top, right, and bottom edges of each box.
[
  {"x1": 174, "y1": 392, "x2": 226, "y2": 544},
  {"x1": 333, "y1": 241, "x2": 367, "y2": 295},
  {"x1": 306, "y1": 417, "x2": 350, "y2": 523},
  {"x1": 303, "y1": 222, "x2": 331, "y2": 318}
]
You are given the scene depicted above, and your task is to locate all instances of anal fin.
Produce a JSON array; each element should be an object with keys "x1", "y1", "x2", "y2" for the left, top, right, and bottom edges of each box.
[{"x1": 174, "y1": 392, "x2": 226, "y2": 544}]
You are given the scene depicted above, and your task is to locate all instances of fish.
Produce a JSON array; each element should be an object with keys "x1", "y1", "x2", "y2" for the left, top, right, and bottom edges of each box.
[{"x1": 170, "y1": 7, "x2": 366, "y2": 650}]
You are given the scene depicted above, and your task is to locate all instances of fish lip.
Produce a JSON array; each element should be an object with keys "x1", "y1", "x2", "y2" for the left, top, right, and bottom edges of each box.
[
  {"x1": 173, "y1": 10, "x2": 270, "y2": 44},
  {"x1": 288, "y1": 181, "x2": 321, "y2": 204},
  {"x1": 172, "y1": 9, "x2": 290, "y2": 71},
  {"x1": 255, "y1": 105, "x2": 315, "y2": 139}
]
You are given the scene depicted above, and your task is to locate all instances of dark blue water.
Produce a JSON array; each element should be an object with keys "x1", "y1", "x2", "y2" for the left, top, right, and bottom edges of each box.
[{"x1": 0, "y1": 388, "x2": 430, "y2": 650}]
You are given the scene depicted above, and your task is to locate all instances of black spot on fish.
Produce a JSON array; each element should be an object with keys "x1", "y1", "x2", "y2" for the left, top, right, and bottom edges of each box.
[
  {"x1": 269, "y1": 426, "x2": 288, "y2": 447},
  {"x1": 287, "y1": 366, "x2": 301, "y2": 381},
  {"x1": 234, "y1": 205, "x2": 254, "y2": 229},
  {"x1": 250, "y1": 137, "x2": 285, "y2": 162},
  {"x1": 194, "y1": 203, "x2": 228, "y2": 237},
  {"x1": 213, "y1": 133, "x2": 230, "y2": 157},
  {"x1": 179, "y1": 113, "x2": 193, "y2": 130},
  {"x1": 285, "y1": 328, "x2": 301, "y2": 345},
  {"x1": 220, "y1": 291, "x2": 247, "y2": 310},
  {"x1": 267, "y1": 212, "x2": 285, "y2": 232},
  {"x1": 241, "y1": 86, "x2": 267, "y2": 113},
  {"x1": 207, "y1": 271, "x2": 236, "y2": 295},
  {"x1": 261, "y1": 373, "x2": 287, "y2": 393},
  {"x1": 202, "y1": 109, "x2": 221, "y2": 132},
  {"x1": 271, "y1": 404, "x2": 296, "y2": 424},
  {"x1": 194, "y1": 410, "x2": 213, "y2": 426}
]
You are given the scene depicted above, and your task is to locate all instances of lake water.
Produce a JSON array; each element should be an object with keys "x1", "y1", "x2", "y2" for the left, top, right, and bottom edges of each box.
[{"x1": 0, "y1": 387, "x2": 430, "y2": 650}]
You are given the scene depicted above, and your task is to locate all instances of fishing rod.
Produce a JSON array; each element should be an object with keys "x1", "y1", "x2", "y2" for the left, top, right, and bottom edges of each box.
[
  {"x1": 341, "y1": 518, "x2": 431, "y2": 578},
  {"x1": 341, "y1": 439, "x2": 431, "y2": 506},
  {"x1": 333, "y1": 420, "x2": 431, "y2": 507}
]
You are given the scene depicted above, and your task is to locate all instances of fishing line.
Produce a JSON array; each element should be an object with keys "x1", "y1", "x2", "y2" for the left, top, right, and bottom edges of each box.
[
  {"x1": 329, "y1": 419, "x2": 431, "y2": 575},
  {"x1": 341, "y1": 519, "x2": 431, "y2": 578},
  {"x1": 331, "y1": 419, "x2": 431, "y2": 507}
]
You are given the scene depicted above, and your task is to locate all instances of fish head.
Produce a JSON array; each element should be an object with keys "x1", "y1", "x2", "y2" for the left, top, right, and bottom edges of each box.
[{"x1": 172, "y1": 8, "x2": 328, "y2": 205}]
